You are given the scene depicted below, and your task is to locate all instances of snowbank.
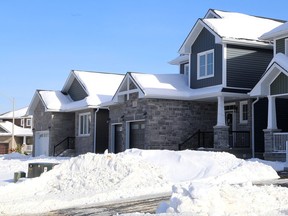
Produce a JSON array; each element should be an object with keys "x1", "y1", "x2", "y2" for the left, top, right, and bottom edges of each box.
[{"x1": 0, "y1": 149, "x2": 285, "y2": 215}]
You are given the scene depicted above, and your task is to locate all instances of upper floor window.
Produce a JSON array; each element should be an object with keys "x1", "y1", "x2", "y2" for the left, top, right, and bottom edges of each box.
[
  {"x1": 184, "y1": 63, "x2": 189, "y2": 76},
  {"x1": 197, "y1": 49, "x2": 214, "y2": 79},
  {"x1": 21, "y1": 119, "x2": 24, "y2": 126},
  {"x1": 240, "y1": 101, "x2": 248, "y2": 124},
  {"x1": 26, "y1": 119, "x2": 32, "y2": 127},
  {"x1": 78, "y1": 113, "x2": 91, "y2": 136}
]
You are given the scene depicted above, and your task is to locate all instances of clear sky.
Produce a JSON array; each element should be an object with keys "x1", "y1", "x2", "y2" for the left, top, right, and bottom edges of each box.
[{"x1": 0, "y1": 0, "x2": 287, "y2": 114}]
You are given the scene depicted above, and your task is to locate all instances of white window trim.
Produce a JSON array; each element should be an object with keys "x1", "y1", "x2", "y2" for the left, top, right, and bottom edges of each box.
[
  {"x1": 285, "y1": 38, "x2": 288, "y2": 56},
  {"x1": 78, "y1": 112, "x2": 91, "y2": 136},
  {"x1": 239, "y1": 101, "x2": 248, "y2": 124},
  {"x1": 20, "y1": 119, "x2": 24, "y2": 126},
  {"x1": 184, "y1": 63, "x2": 189, "y2": 76},
  {"x1": 26, "y1": 119, "x2": 32, "y2": 127},
  {"x1": 197, "y1": 49, "x2": 214, "y2": 80}
]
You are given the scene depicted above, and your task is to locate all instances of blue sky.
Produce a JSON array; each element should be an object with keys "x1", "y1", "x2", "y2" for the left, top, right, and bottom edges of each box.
[{"x1": 0, "y1": 0, "x2": 287, "y2": 113}]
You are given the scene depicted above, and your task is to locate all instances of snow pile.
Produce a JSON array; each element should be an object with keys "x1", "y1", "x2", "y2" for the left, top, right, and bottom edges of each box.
[
  {"x1": 125, "y1": 149, "x2": 278, "y2": 183},
  {"x1": 0, "y1": 152, "x2": 168, "y2": 215},
  {"x1": 157, "y1": 183, "x2": 288, "y2": 216},
  {"x1": 0, "y1": 149, "x2": 285, "y2": 215}
]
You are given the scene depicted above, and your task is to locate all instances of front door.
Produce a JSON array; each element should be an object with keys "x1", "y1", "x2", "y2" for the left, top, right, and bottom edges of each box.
[{"x1": 226, "y1": 111, "x2": 236, "y2": 147}]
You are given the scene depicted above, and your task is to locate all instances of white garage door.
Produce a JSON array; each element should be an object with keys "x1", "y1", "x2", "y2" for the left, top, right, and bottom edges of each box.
[{"x1": 35, "y1": 130, "x2": 49, "y2": 156}]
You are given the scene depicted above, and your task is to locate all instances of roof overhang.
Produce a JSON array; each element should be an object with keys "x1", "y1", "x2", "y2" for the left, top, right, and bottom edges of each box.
[{"x1": 179, "y1": 19, "x2": 222, "y2": 54}]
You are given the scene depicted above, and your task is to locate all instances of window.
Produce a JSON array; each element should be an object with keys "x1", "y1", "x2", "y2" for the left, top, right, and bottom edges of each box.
[
  {"x1": 21, "y1": 119, "x2": 24, "y2": 126},
  {"x1": 78, "y1": 113, "x2": 91, "y2": 136},
  {"x1": 197, "y1": 49, "x2": 214, "y2": 79},
  {"x1": 184, "y1": 63, "x2": 189, "y2": 76},
  {"x1": 240, "y1": 101, "x2": 248, "y2": 124},
  {"x1": 26, "y1": 119, "x2": 32, "y2": 127}
]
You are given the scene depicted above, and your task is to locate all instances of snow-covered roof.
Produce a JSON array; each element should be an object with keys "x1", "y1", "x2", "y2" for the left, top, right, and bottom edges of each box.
[
  {"x1": 0, "y1": 107, "x2": 30, "y2": 119},
  {"x1": 0, "y1": 121, "x2": 33, "y2": 136},
  {"x1": 179, "y1": 9, "x2": 284, "y2": 54},
  {"x1": 28, "y1": 71, "x2": 125, "y2": 113},
  {"x1": 125, "y1": 73, "x2": 226, "y2": 101},
  {"x1": 250, "y1": 53, "x2": 288, "y2": 97},
  {"x1": 260, "y1": 22, "x2": 288, "y2": 40},
  {"x1": 62, "y1": 70, "x2": 125, "y2": 95},
  {"x1": 168, "y1": 54, "x2": 189, "y2": 65}
]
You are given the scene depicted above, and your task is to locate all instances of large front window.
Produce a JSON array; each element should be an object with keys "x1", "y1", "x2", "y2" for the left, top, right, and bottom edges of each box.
[
  {"x1": 197, "y1": 49, "x2": 214, "y2": 79},
  {"x1": 79, "y1": 113, "x2": 91, "y2": 136}
]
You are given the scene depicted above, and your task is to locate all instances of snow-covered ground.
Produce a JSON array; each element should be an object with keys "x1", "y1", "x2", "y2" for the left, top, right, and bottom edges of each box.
[{"x1": 0, "y1": 149, "x2": 287, "y2": 216}]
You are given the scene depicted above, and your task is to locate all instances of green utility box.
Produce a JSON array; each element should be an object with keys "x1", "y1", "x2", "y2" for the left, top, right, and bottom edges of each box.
[
  {"x1": 28, "y1": 163, "x2": 59, "y2": 178},
  {"x1": 14, "y1": 171, "x2": 26, "y2": 183}
]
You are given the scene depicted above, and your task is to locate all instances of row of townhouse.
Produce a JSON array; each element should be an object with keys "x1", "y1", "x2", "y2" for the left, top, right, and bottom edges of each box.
[{"x1": 26, "y1": 9, "x2": 288, "y2": 161}]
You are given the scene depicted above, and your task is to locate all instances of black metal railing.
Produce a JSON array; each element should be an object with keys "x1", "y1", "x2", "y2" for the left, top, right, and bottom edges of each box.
[
  {"x1": 54, "y1": 137, "x2": 75, "y2": 156},
  {"x1": 179, "y1": 130, "x2": 214, "y2": 150},
  {"x1": 229, "y1": 131, "x2": 250, "y2": 148},
  {"x1": 179, "y1": 130, "x2": 250, "y2": 150}
]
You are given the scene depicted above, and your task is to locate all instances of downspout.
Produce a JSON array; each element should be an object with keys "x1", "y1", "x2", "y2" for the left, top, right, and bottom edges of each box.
[
  {"x1": 252, "y1": 97, "x2": 260, "y2": 158},
  {"x1": 93, "y1": 108, "x2": 100, "y2": 153}
]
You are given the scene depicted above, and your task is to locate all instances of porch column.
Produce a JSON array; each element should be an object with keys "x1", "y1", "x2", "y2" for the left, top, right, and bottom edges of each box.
[
  {"x1": 216, "y1": 96, "x2": 226, "y2": 127},
  {"x1": 267, "y1": 96, "x2": 277, "y2": 130},
  {"x1": 214, "y1": 96, "x2": 229, "y2": 149}
]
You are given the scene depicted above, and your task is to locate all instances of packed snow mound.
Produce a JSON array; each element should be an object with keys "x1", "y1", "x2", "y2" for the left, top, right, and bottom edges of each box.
[
  {"x1": 158, "y1": 182, "x2": 288, "y2": 215},
  {"x1": 0, "y1": 149, "x2": 282, "y2": 215},
  {"x1": 42, "y1": 152, "x2": 168, "y2": 194},
  {"x1": 125, "y1": 149, "x2": 279, "y2": 183}
]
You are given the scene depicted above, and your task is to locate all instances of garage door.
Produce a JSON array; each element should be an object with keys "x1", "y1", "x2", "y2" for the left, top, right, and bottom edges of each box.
[
  {"x1": 35, "y1": 131, "x2": 49, "y2": 156},
  {"x1": 0, "y1": 143, "x2": 9, "y2": 154},
  {"x1": 130, "y1": 122, "x2": 145, "y2": 149},
  {"x1": 114, "y1": 125, "x2": 123, "y2": 153}
]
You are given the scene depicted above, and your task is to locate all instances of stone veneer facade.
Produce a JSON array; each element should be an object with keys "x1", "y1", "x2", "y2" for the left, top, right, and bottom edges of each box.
[
  {"x1": 33, "y1": 101, "x2": 75, "y2": 156},
  {"x1": 109, "y1": 98, "x2": 217, "y2": 151}
]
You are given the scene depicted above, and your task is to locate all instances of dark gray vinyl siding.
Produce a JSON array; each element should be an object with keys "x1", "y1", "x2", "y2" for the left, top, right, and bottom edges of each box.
[
  {"x1": 227, "y1": 45, "x2": 273, "y2": 89},
  {"x1": 270, "y1": 73, "x2": 288, "y2": 95},
  {"x1": 276, "y1": 38, "x2": 286, "y2": 54},
  {"x1": 190, "y1": 28, "x2": 222, "y2": 88},
  {"x1": 68, "y1": 79, "x2": 88, "y2": 101}
]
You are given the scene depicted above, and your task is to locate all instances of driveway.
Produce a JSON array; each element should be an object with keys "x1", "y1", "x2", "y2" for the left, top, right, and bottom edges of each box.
[{"x1": 45, "y1": 193, "x2": 171, "y2": 216}]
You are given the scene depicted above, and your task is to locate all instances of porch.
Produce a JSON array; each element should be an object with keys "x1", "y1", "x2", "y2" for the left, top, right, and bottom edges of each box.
[
  {"x1": 178, "y1": 129, "x2": 252, "y2": 159},
  {"x1": 264, "y1": 132, "x2": 288, "y2": 162}
]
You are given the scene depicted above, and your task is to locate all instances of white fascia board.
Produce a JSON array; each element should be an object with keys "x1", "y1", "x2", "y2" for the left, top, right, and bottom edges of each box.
[
  {"x1": 250, "y1": 63, "x2": 283, "y2": 96},
  {"x1": 61, "y1": 70, "x2": 75, "y2": 93},
  {"x1": 222, "y1": 38, "x2": 273, "y2": 49},
  {"x1": 179, "y1": 20, "x2": 222, "y2": 54}
]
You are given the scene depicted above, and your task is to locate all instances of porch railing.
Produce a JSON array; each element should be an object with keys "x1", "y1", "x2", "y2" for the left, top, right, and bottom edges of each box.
[
  {"x1": 54, "y1": 137, "x2": 75, "y2": 156},
  {"x1": 273, "y1": 133, "x2": 288, "y2": 152},
  {"x1": 179, "y1": 130, "x2": 214, "y2": 150},
  {"x1": 229, "y1": 131, "x2": 250, "y2": 148}
]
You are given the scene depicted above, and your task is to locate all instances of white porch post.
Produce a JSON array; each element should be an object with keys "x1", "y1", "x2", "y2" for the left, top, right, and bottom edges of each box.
[
  {"x1": 216, "y1": 96, "x2": 226, "y2": 127},
  {"x1": 267, "y1": 96, "x2": 277, "y2": 130}
]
